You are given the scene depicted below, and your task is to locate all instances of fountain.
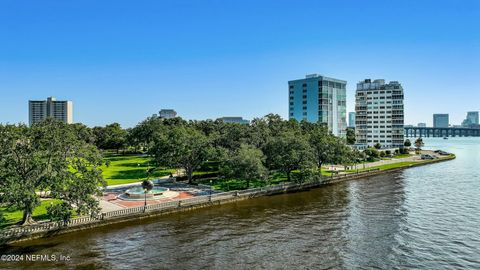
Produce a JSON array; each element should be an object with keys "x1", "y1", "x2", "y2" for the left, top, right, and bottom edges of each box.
[
  {"x1": 118, "y1": 180, "x2": 171, "y2": 201},
  {"x1": 124, "y1": 186, "x2": 169, "y2": 199}
]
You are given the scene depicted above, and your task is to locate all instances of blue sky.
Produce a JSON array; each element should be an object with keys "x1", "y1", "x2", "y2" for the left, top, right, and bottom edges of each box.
[{"x1": 1, "y1": 0, "x2": 479, "y2": 127}]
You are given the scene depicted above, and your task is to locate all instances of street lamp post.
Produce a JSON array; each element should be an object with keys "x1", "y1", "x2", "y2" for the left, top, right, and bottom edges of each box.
[
  {"x1": 141, "y1": 180, "x2": 154, "y2": 213},
  {"x1": 144, "y1": 188, "x2": 148, "y2": 211},
  {"x1": 209, "y1": 180, "x2": 213, "y2": 201}
]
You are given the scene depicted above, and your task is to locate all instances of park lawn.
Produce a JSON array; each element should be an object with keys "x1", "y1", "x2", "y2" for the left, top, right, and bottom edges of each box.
[
  {"x1": 343, "y1": 161, "x2": 419, "y2": 173},
  {"x1": 102, "y1": 154, "x2": 175, "y2": 186},
  {"x1": 320, "y1": 168, "x2": 334, "y2": 177},
  {"x1": 372, "y1": 161, "x2": 418, "y2": 170},
  {"x1": 346, "y1": 155, "x2": 454, "y2": 173},
  {"x1": 199, "y1": 172, "x2": 288, "y2": 191},
  {"x1": 0, "y1": 199, "x2": 61, "y2": 229},
  {"x1": 393, "y1": 153, "x2": 412, "y2": 159}
]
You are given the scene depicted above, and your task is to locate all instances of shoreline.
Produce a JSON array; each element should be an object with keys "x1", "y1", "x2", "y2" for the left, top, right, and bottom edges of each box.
[{"x1": 0, "y1": 155, "x2": 455, "y2": 246}]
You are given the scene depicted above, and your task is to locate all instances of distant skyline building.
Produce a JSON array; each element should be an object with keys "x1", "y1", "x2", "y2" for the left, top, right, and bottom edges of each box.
[
  {"x1": 348, "y1": 112, "x2": 356, "y2": 128},
  {"x1": 418, "y1": 123, "x2": 427, "y2": 127},
  {"x1": 218, "y1": 117, "x2": 250, "y2": 125},
  {"x1": 288, "y1": 74, "x2": 347, "y2": 137},
  {"x1": 462, "y1": 111, "x2": 479, "y2": 127},
  {"x1": 433, "y1": 114, "x2": 449, "y2": 128},
  {"x1": 158, "y1": 109, "x2": 177, "y2": 119},
  {"x1": 29, "y1": 96, "x2": 73, "y2": 126},
  {"x1": 355, "y1": 79, "x2": 404, "y2": 149}
]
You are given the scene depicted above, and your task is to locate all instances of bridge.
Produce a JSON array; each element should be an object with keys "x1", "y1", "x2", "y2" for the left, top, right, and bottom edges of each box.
[{"x1": 404, "y1": 127, "x2": 480, "y2": 138}]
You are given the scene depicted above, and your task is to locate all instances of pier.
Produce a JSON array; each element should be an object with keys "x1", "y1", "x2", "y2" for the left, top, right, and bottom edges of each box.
[{"x1": 404, "y1": 127, "x2": 480, "y2": 138}]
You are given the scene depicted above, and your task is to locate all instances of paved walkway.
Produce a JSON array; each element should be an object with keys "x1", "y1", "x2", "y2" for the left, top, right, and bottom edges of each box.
[
  {"x1": 105, "y1": 173, "x2": 178, "y2": 190},
  {"x1": 326, "y1": 150, "x2": 439, "y2": 172}
]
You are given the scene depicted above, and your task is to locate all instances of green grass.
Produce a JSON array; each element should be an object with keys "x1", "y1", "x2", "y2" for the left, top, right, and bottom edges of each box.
[
  {"x1": 371, "y1": 161, "x2": 418, "y2": 170},
  {"x1": 393, "y1": 154, "x2": 412, "y2": 159},
  {"x1": 0, "y1": 199, "x2": 61, "y2": 229},
  {"x1": 345, "y1": 155, "x2": 454, "y2": 173},
  {"x1": 102, "y1": 154, "x2": 175, "y2": 186},
  {"x1": 198, "y1": 171, "x2": 288, "y2": 191}
]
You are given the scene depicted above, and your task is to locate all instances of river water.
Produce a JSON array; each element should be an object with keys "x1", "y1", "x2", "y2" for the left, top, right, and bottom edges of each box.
[{"x1": 1, "y1": 138, "x2": 480, "y2": 269}]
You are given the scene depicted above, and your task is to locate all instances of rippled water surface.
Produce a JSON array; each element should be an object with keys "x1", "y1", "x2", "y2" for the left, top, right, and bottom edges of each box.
[{"x1": 2, "y1": 138, "x2": 480, "y2": 269}]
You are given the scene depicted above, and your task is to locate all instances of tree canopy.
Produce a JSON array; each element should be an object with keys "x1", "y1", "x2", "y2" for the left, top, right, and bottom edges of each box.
[
  {"x1": 149, "y1": 125, "x2": 211, "y2": 184},
  {"x1": 0, "y1": 119, "x2": 106, "y2": 224}
]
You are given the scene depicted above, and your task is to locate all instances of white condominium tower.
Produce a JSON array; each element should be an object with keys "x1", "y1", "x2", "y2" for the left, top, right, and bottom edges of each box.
[
  {"x1": 29, "y1": 96, "x2": 73, "y2": 126},
  {"x1": 355, "y1": 79, "x2": 404, "y2": 149}
]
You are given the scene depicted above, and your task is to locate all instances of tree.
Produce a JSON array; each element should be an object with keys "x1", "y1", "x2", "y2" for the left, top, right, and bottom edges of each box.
[
  {"x1": 374, "y1": 142, "x2": 382, "y2": 150},
  {"x1": 308, "y1": 125, "x2": 332, "y2": 169},
  {"x1": 47, "y1": 202, "x2": 73, "y2": 226},
  {"x1": 150, "y1": 126, "x2": 211, "y2": 184},
  {"x1": 264, "y1": 131, "x2": 316, "y2": 182},
  {"x1": 404, "y1": 139, "x2": 411, "y2": 147},
  {"x1": 364, "y1": 147, "x2": 379, "y2": 161},
  {"x1": 220, "y1": 144, "x2": 268, "y2": 188},
  {"x1": 93, "y1": 123, "x2": 128, "y2": 153},
  {"x1": 414, "y1": 138, "x2": 424, "y2": 152},
  {"x1": 71, "y1": 123, "x2": 95, "y2": 144},
  {"x1": 346, "y1": 128, "x2": 356, "y2": 145},
  {"x1": 0, "y1": 119, "x2": 106, "y2": 225},
  {"x1": 128, "y1": 117, "x2": 166, "y2": 152},
  {"x1": 308, "y1": 125, "x2": 349, "y2": 171}
]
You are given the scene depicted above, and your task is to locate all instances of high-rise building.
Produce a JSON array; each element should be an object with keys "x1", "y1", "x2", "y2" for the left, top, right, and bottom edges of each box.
[
  {"x1": 433, "y1": 114, "x2": 449, "y2": 128},
  {"x1": 218, "y1": 117, "x2": 250, "y2": 125},
  {"x1": 29, "y1": 97, "x2": 73, "y2": 126},
  {"x1": 158, "y1": 109, "x2": 177, "y2": 119},
  {"x1": 462, "y1": 111, "x2": 479, "y2": 127},
  {"x1": 418, "y1": 123, "x2": 427, "y2": 127},
  {"x1": 348, "y1": 112, "x2": 356, "y2": 128},
  {"x1": 355, "y1": 79, "x2": 404, "y2": 149},
  {"x1": 288, "y1": 74, "x2": 347, "y2": 137}
]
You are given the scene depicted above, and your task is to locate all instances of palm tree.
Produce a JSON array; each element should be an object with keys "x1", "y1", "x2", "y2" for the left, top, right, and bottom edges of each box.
[{"x1": 414, "y1": 138, "x2": 424, "y2": 154}]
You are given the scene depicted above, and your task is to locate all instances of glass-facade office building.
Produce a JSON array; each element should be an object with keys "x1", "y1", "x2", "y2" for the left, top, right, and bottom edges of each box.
[
  {"x1": 288, "y1": 74, "x2": 347, "y2": 137},
  {"x1": 462, "y1": 111, "x2": 479, "y2": 127},
  {"x1": 433, "y1": 114, "x2": 449, "y2": 128},
  {"x1": 348, "y1": 112, "x2": 356, "y2": 128}
]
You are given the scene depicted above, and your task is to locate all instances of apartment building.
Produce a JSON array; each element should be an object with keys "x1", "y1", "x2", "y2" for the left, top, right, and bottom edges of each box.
[
  {"x1": 355, "y1": 79, "x2": 404, "y2": 149},
  {"x1": 29, "y1": 96, "x2": 73, "y2": 126}
]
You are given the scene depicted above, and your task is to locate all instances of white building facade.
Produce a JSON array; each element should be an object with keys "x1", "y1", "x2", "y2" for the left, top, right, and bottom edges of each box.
[
  {"x1": 355, "y1": 79, "x2": 404, "y2": 149},
  {"x1": 29, "y1": 97, "x2": 73, "y2": 126}
]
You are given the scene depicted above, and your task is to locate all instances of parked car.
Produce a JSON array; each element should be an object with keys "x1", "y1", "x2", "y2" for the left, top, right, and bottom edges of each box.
[
  {"x1": 421, "y1": 154, "x2": 436, "y2": 160},
  {"x1": 434, "y1": 150, "x2": 450, "y2": 155}
]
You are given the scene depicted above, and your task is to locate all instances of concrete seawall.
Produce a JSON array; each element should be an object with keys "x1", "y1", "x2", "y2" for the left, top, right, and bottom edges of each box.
[{"x1": 1, "y1": 155, "x2": 454, "y2": 245}]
